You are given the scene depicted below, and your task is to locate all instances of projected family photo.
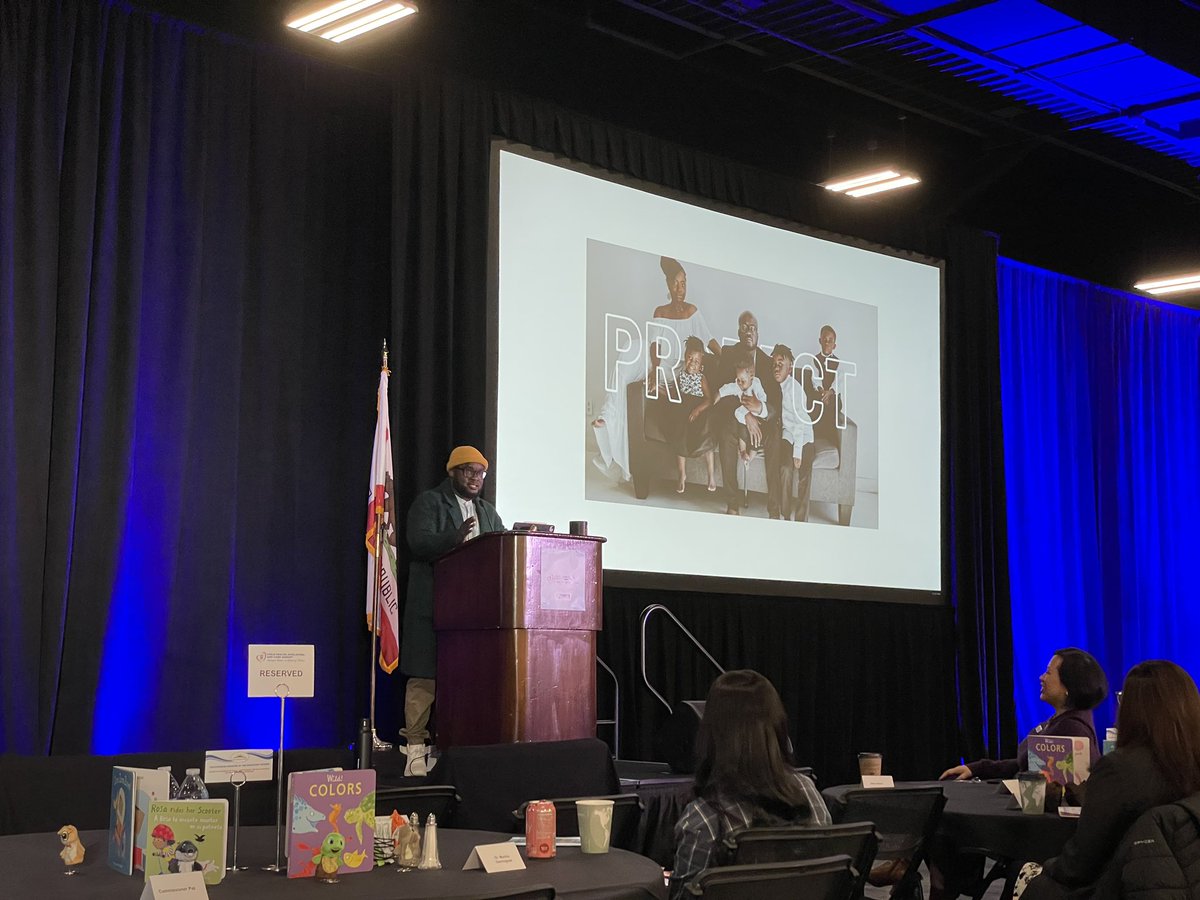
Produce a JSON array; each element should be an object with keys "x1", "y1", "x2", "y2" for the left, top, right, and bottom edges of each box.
[{"x1": 585, "y1": 240, "x2": 879, "y2": 528}]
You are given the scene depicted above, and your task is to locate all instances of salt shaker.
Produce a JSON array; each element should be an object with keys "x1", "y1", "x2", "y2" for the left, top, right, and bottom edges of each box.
[{"x1": 417, "y1": 813, "x2": 441, "y2": 869}]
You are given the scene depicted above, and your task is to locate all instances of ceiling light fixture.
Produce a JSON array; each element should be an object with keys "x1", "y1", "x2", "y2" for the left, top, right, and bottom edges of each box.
[
  {"x1": 286, "y1": 0, "x2": 417, "y2": 43},
  {"x1": 823, "y1": 168, "x2": 921, "y2": 198},
  {"x1": 1134, "y1": 272, "x2": 1200, "y2": 296}
]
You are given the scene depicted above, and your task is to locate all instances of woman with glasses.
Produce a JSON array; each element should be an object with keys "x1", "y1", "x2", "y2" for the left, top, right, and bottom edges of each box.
[{"x1": 1015, "y1": 660, "x2": 1200, "y2": 899}]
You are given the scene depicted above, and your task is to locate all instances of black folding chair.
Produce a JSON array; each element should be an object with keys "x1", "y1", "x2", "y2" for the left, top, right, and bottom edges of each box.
[
  {"x1": 723, "y1": 821, "x2": 879, "y2": 899},
  {"x1": 512, "y1": 793, "x2": 643, "y2": 851},
  {"x1": 376, "y1": 784, "x2": 461, "y2": 828},
  {"x1": 834, "y1": 786, "x2": 946, "y2": 900},
  {"x1": 686, "y1": 854, "x2": 858, "y2": 899}
]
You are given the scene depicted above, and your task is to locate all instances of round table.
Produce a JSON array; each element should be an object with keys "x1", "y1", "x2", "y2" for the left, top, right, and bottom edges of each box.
[{"x1": 9, "y1": 826, "x2": 667, "y2": 898}]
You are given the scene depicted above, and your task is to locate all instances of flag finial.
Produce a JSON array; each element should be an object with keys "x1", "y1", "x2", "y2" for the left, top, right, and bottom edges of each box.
[{"x1": 381, "y1": 339, "x2": 389, "y2": 372}]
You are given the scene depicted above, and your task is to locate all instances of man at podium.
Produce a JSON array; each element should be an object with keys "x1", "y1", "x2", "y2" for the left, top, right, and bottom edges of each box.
[{"x1": 399, "y1": 445, "x2": 504, "y2": 776}]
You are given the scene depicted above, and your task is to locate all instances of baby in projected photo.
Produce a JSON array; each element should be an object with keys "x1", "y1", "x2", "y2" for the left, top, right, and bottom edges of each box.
[{"x1": 715, "y1": 355, "x2": 769, "y2": 463}]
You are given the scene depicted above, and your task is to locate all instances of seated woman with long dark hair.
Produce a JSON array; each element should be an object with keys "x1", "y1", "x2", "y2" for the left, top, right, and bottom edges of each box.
[
  {"x1": 1015, "y1": 659, "x2": 1200, "y2": 899},
  {"x1": 669, "y1": 669, "x2": 830, "y2": 898}
]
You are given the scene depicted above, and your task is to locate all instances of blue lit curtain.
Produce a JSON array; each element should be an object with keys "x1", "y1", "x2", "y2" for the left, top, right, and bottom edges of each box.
[
  {"x1": 999, "y1": 258, "x2": 1200, "y2": 739},
  {"x1": 0, "y1": 0, "x2": 390, "y2": 753}
]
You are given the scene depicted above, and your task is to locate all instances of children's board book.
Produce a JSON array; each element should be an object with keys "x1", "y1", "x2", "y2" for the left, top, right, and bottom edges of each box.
[
  {"x1": 286, "y1": 768, "x2": 376, "y2": 879},
  {"x1": 128, "y1": 767, "x2": 171, "y2": 872},
  {"x1": 107, "y1": 766, "x2": 136, "y2": 874},
  {"x1": 1027, "y1": 734, "x2": 1090, "y2": 785},
  {"x1": 143, "y1": 798, "x2": 229, "y2": 884}
]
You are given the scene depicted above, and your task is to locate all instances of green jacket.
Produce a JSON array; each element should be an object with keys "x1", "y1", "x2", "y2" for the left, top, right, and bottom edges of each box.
[{"x1": 399, "y1": 478, "x2": 503, "y2": 678}]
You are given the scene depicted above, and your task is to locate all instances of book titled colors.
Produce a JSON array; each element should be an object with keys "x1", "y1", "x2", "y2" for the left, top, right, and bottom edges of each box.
[
  {"x1": 1027, "y1": 734, "x2": 1091, "y2": 785},
  {"x1": 286, "y1": 768, "x2": 376, "y2": 879}
]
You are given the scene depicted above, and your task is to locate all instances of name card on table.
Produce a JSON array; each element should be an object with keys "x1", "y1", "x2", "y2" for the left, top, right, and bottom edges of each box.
[
  {"x1": 861, "y1": 775, "x2": 895, "y2": 789},
  {"x1": 247, "y1": 644, "x2": 314, "y2": 698},
  {"x1": 140, "y1": 872, "x2": 209, "y2": 899},
  {"x1": 203, "y1": 749, "x2": 274, "y2": 783},
  {"x1": 463, "y1": 842, "x2": 527, "y2": 873}
]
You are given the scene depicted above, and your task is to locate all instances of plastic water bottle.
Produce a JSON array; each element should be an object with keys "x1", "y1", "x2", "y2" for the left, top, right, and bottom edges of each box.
[
  {"x1": 177, "y1": 767, "x2": 210, "y2": 800},
  {"x1": 158, "y1": 766, "x2": 181, "y2": 799}
]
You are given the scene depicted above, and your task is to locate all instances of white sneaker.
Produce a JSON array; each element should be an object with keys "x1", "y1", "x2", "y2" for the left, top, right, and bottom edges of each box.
[{"x1": 403, "y1": 743, "x2": 428, "y2": 778}]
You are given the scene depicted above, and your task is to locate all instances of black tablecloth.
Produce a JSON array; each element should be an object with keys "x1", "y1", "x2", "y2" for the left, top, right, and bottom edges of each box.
[
  {"x1": 10, "y1": 827, "x2": 666, "y2": 899},
  {"x1": 823, "y1": 780, "x2": 1077, "y2": 862}
]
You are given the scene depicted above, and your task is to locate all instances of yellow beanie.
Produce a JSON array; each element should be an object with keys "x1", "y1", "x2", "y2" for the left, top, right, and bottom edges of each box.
[{"x1": 446, "y1": 445, "x2": 488, "y2": 473}]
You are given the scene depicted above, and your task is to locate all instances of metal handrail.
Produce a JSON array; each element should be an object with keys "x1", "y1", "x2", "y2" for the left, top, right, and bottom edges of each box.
[
  {"x1": 639, "y1": 603, "x2": 726, "y2": 714},
  {"x1": 595, "y1": 654, "x2": 620, "y2": 759}
]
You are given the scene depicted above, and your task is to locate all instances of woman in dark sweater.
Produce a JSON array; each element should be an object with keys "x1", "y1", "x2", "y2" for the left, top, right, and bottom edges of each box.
[
  {"x1": 1016, "y1": 659, "x2": 1200, "y2": 899},
  {"x1": 941, "y1": 647, "x2": 1108, "y2": 781},
  {"x1": 929, "y1": 648, "x2": 1108, "y2": 900}
]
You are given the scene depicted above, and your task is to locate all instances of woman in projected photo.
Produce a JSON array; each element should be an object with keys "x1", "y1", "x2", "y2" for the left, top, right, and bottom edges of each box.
[
  {"x1": 670, "y1": 670, "x2": 830, "y2": 899},
  {"x1": 592, "y1": 256, "x2": 720, "y2": 483}
]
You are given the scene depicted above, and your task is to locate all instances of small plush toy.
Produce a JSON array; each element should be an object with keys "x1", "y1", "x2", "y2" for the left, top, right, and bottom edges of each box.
[
  {"x1": 312, "y1": 831, "x2": 346, "y2": 882},
  {"x1": 58, "y1": 824, "x2": 85, "y2": 871}
]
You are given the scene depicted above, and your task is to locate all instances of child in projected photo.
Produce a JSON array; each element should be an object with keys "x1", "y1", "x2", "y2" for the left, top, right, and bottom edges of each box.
[
  {"x1": 667, "y1": 337, "x2": 718, "y2": 493},
  {"x1": 714, "y1": 353, "x2": 769, "y2": 464}
]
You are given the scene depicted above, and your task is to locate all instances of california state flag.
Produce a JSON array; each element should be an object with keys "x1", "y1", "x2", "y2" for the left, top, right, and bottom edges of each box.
[{"x1": 365, "y1": 367, "x2": 400, "y2": 673}]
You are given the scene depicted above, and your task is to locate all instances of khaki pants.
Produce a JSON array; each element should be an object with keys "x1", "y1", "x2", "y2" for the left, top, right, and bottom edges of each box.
[{"x1": 400, "y1": 677, "x2": 435, "y2": 745}]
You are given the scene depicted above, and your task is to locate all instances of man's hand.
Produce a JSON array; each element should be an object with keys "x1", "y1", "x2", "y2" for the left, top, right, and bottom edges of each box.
[
  {"x1": 456, "y1": 517, "x2": 477, "y2": 543},
  {"x1": 688, "y1": 408, "x2": 703, "y2": 422},
  {"x1": 745, "y1": 415, "x2": 763, "y2": 449},
  {"x1": 793, "y1": 456, "x2": 805, "y2": 469}
]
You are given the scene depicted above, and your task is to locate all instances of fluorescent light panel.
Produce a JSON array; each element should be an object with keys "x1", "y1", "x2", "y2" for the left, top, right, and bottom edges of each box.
[
  {"x1": 845, "y1": 175, "x2": 921, "y2": 197},
  {"x1": 823, "y1": 168, "x2": 921, "y2": 197},
  {"x1": 286, "y1": 0, "x2": 416, "y2": 42},
  {"x1": 1134, "y1": 272, "x2": 1200, "y2": 295}
]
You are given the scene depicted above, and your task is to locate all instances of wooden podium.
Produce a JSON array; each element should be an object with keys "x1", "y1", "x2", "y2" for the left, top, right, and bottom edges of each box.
[{"x1": 433, "y1": 530, "x2": 605, "y2": 749}]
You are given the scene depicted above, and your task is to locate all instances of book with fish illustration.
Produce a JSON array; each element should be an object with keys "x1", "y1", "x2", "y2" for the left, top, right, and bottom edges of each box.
[
  {"x1": 286, "y1": 768, "x2": 376, "y2": 879},
  {"x1": 1027, "y1": 734, "x2": 1090, "y2": 785}
]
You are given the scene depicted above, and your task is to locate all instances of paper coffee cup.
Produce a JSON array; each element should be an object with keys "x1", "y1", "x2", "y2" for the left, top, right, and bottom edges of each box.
[
  {"x1": 576, "y1": 799, "x2": 614, "y2": 854},
  {"x1": 858, "y1": 752, "x2": 882, "y2": 777}
]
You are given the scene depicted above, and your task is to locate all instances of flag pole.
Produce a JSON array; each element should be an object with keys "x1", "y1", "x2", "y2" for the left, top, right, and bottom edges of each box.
[{"x1": 369, "y1": 340, "x2": 395, "y2": 753}]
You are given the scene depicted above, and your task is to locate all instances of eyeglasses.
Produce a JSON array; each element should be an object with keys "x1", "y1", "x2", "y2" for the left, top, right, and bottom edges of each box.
[
  {"x1": 738, "y1": 321, "x2": 757, "y2": 333},
  {"x1": 455, "y1": 465, "x2": 487, "y2": 480}
]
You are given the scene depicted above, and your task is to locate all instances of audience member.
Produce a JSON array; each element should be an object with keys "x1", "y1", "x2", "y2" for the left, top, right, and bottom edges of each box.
[
  {"x1": 1015, "y1": 659, "x2": 1200, "y2": 899},
  {"x1": 941, "y1": 648, "x2": 1108, "y2": 781},
  {"x1": 670, "y1": 669, "x2": 830, "y2": 898}
]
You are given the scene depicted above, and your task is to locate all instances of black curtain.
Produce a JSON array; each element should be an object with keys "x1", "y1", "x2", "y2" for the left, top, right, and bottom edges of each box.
[
  {"x1": 2, "y1": 0, "x2": 1012, "y2": 766},
  {"x1": 1, "y1": 0, "x2": 391, "y2": 754},
  {"x1": 390, "y1": 71, "x2": 1014, "y2": 783}
]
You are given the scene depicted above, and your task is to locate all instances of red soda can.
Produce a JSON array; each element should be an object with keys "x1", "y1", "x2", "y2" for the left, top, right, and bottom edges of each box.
[{"x1": 525, "y1": 799, "x2": 556, "y2": 858}]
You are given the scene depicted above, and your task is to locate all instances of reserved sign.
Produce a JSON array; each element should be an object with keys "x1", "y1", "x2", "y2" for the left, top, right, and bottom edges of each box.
[{"x1": 247, "y1": 644, "x2": 314, "y2": 698}]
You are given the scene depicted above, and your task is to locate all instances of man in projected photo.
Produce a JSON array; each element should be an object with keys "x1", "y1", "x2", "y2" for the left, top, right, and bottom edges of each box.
[
  {"x1": 399, "y1": 446, "x2": 504, "y2": 776},
  {"x1": 714, "y1": 311, "x2": 783, "y2": 517},
  {"x1": 771, "y1": 344, "x2": 817, "y2": 522},
  {"x1": 803, "y1": 324, "x2": 843, "y2": 444}
]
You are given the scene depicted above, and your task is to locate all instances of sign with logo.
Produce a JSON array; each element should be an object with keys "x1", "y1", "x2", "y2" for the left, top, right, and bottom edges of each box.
[{"x1": 247, "y1": 644, "x2": 315, "y2": 698}]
